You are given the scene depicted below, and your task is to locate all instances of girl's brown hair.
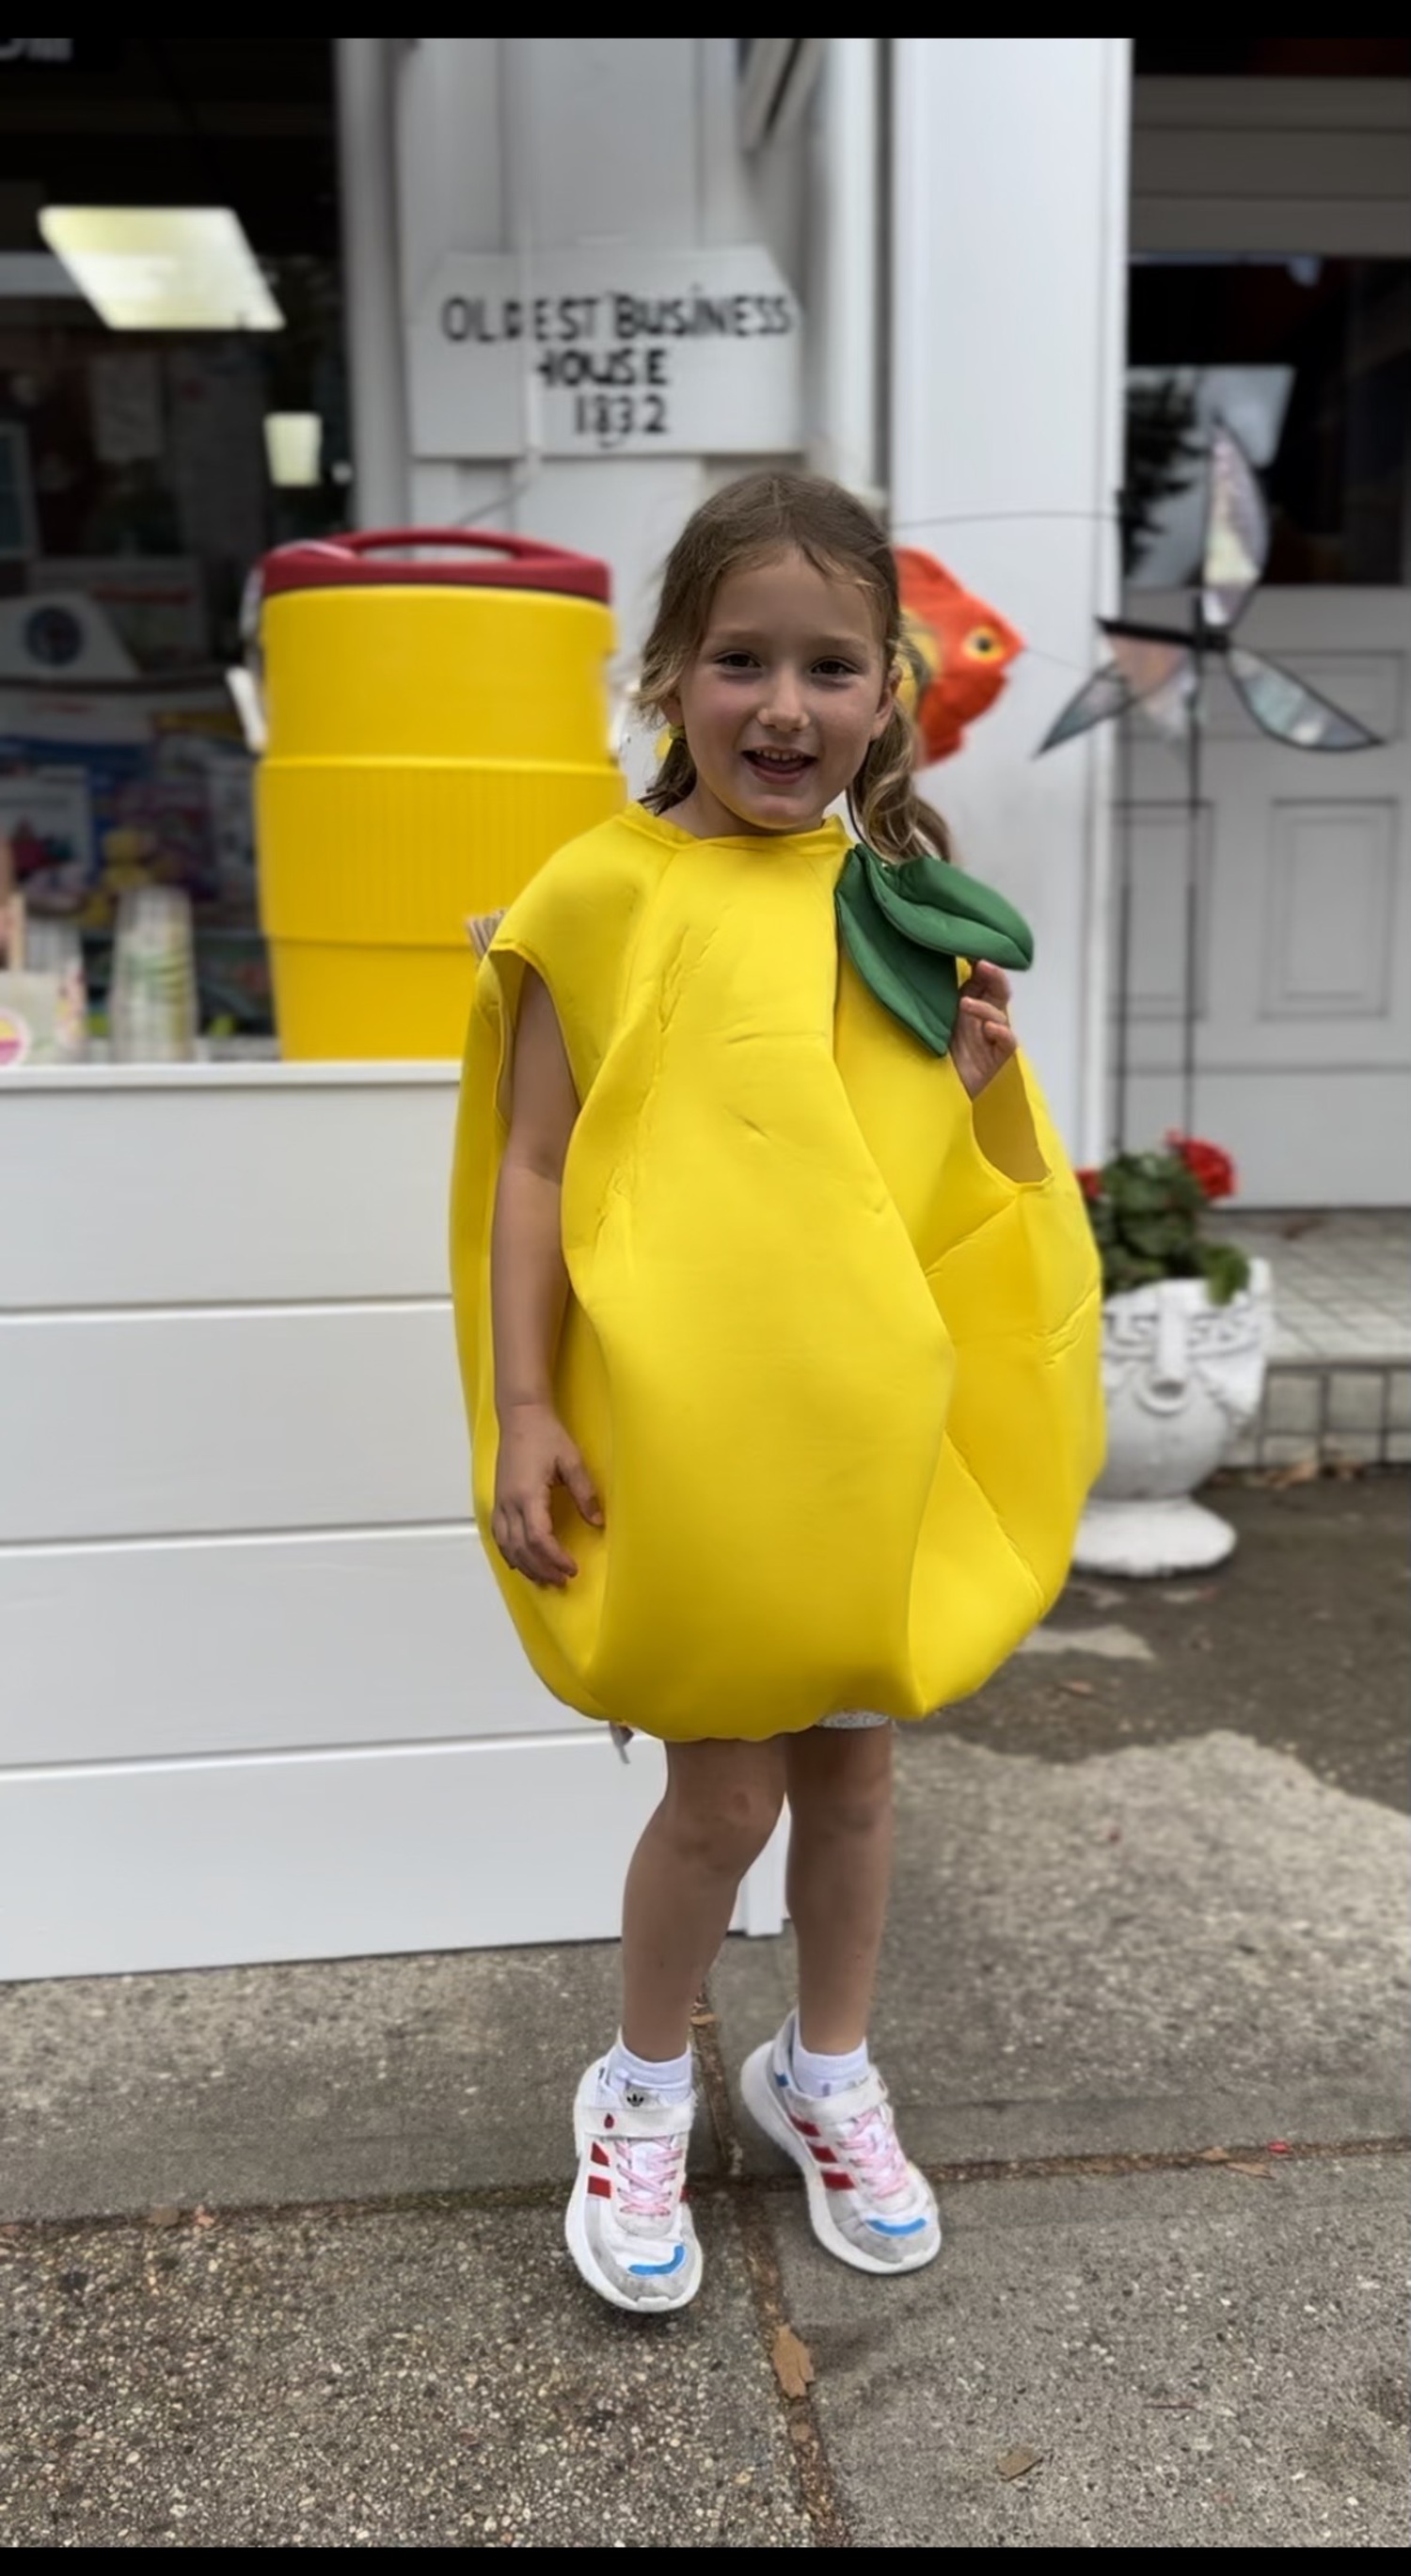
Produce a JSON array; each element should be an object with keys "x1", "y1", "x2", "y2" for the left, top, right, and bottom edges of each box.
[{"x1": 637, "y1": 470, "x2": 954, "y2": 865}]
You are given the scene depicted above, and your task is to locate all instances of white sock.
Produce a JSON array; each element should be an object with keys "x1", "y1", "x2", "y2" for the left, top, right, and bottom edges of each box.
[
  {"x1": 790, "y1": 2027, "x2": 870, "y2": 2098},
  {"x1": 604, "y1": 2035, "x2": 694, "y2": 2106}
]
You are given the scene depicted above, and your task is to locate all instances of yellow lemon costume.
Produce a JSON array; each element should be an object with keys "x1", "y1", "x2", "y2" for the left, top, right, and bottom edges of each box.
[{"x1": 452, "y1": 804, "x2": 1103, "y2": 1742}]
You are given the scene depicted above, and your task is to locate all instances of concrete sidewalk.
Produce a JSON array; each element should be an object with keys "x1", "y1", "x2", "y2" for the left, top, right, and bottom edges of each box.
[{"x1": 2, "y1": 1480, "x2": 1407, "y2": 2547}]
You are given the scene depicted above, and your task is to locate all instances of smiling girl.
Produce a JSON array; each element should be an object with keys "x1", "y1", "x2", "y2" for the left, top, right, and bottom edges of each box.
[{"x1": 452, "y1": 471, "x2": 1102, "y2": 2314}]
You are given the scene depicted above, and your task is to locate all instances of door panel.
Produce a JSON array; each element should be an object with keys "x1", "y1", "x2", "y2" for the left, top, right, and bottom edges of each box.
[{"x1": 1115, "y1": 592, "x2": 1411, "y2": 1201}]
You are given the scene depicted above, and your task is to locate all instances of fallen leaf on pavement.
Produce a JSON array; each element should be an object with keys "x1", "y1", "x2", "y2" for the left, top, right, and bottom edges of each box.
[
  {"x1": 1326, "y1": 1453, "x2": 1367, "y2": 1482},
  {"x1": 996, "y1": 2447, "x2": 1043, "y2": 2481},
  {"x1": 146, "y1": 2206, "x2": 183, "y2": 2229},
  {"x1": 193, "y1": 2207, "x2": 217, "y2": 2230},
  {"x1": 1060, "y1": 1679, "x2": 1096, "y2": 1698},
  {"x1": 771, "y1": 2325, "x2": 816, "y2": 2400},
  {"x1": 690, "y1": 2007, "x2": 716, "y2": 2029},
  {"x1": 1267, "y1": 2140, "x2": 1292, "y2": 2155},
  {"x1": 1197, "y1": 2147, "x2": 1231, "y2": 2163},
  {"x1": 1227, "y1": 2159, "x2": 1272, "y2": 2179},
  {"x1": 1264, "y1": 1454, "x2": 1320, "y2": 1489}
]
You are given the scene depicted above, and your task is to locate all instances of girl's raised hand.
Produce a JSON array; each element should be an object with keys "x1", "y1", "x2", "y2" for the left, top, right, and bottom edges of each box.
[
  {"x1": 492, "y1": 1401, "x2": 603, "y2": 1588},
  {"x1": 952, "y1": 961, "x2": 1019, "y2": 1100}
]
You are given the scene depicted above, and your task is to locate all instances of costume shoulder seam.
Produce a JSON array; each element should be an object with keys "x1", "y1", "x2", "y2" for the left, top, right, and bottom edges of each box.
[{"x1": 499, "y1": 809, "x2": 645, "y2": 909}]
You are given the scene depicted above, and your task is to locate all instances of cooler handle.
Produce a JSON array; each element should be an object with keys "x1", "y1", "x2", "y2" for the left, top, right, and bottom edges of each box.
[{"x1": 332, "y1": 529, "x2": 576, "y2": 565}]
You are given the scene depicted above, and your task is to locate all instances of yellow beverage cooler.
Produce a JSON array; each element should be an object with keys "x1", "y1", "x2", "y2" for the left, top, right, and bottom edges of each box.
[{"x1": 255, "y1": 528, "x2": 625, "y2": 1058}]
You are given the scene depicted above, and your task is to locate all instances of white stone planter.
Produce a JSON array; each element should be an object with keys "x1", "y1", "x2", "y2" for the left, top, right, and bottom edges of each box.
[{"x1": 1074, "y1": 1259, "x2": 1274, "y2": 1578}]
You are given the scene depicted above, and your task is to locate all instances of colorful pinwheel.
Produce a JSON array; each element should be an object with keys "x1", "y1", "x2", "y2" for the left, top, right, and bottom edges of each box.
[
  {"x1": 1038, "y1": 420, "x2": 1382, "y2": 1140},
  {"x1": 1042, "y1": 421, "x2": 1381, "y2": 756}
]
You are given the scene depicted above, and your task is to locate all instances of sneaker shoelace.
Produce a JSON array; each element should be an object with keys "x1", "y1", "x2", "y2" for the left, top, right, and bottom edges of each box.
[
  {"x1": 613, "y1": 2131, "x2": 686, "y2": 2225},
  {"x1": 834, "y1": 2101, "x2": 912, "y2": 2202}
]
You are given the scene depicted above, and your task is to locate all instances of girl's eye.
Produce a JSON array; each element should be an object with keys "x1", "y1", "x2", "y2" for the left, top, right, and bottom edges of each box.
[
  {"x1": 815, "y1": 659, "x2": 859, "y2": 679},
  {"x1": 714, "y1": 652, "x2": 757, "y2": 671}
]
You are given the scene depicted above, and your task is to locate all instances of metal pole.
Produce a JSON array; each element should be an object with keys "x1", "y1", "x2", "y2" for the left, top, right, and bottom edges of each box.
[
  {"x1": 335, "y1": 39, "x2": 412, "y2": 531},
  {"x1": 1112, "y1": 699, "x2": 1134, "y2": 1153},
  {"x1": 1181, "y1": 669, "x2": 1203, "y2": 1137}
]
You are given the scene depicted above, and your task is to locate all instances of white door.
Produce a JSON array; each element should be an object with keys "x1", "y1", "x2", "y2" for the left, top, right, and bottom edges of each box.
[
  {"x1": 1117, "y1": 587, "x2": 1411, "y2": 1205},
  {"x1": 1120, "y1": 70, "x2": 1411, "y2": 1204}
]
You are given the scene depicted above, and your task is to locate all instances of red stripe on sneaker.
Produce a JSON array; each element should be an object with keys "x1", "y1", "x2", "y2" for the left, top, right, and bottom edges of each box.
[
  {"x1": 822, "y1": 2171, "x2": 855, "y2": 2191},
  {"x1": 587, "y1": 2174, "x2": 611, "y2": 2199},
  {"x1": 811, "y1": 2146, "x2": 837, "y2": 2164},
  {"x1": 590, "y1": 2143, "x2": 610, "y2": 2167},
  {"x1": 789, "y1": 2117, "x2": 820, "y2": 2137}
]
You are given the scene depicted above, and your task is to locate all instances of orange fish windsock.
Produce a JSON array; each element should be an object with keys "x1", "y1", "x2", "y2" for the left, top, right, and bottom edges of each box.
[{"x1": 894, "y1": 548, "x2": 1023, "y2": 767}]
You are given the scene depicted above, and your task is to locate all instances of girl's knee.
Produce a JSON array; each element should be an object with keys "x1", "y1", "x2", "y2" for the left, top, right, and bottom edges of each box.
[
  {"x1": 786, "y1": 1731, "x2": 894, "y2": 1838},
  {"x1": 663, "y1": 1754, "x2": 785, "y2": 1876}
]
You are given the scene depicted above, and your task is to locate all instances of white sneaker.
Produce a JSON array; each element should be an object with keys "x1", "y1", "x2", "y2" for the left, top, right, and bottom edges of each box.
[
  {"x1": 740, "y1": 2015, "x2": 941, "y2": 2276},
  {"x1": 565, "y1": 2058, "x2": 703, "y2": 2314}
]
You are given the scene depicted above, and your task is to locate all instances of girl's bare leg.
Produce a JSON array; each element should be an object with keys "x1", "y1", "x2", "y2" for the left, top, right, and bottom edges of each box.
[
  {"x1": 620, "y1": 1736, "x2": 787, "y2": 2061},
  {"x1": 783, "y1": 1724, "x2": 895, "y2": 2053}
]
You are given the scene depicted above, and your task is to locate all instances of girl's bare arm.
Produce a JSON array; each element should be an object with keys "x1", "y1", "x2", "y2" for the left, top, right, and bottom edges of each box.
[{"x1": 489, "y1": 968, "x2": 602, "y2": 1586}]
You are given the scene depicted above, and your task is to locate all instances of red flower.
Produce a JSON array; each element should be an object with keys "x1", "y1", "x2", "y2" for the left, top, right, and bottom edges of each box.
[
  {"x1": 1076, "y1": 1167, "x2": 1103, "y2": 1202},
  {"x1": 1166, "y1": 1133, "x2": 1237, "y2": 1201}
]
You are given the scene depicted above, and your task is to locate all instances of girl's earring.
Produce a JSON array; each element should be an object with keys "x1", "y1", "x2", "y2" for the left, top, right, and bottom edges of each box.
[{"x1": 667, "y1": 723, "x2": 685, "y2": 742}]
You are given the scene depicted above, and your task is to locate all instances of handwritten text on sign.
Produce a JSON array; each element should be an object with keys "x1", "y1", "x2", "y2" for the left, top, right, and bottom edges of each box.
[{"x1": 409, "y1": 247, "x2": 802, "y2": 461}]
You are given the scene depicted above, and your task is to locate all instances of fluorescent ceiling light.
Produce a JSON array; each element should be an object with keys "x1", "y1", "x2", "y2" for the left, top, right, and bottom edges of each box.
[
  {"x1": 263, "y1": 411, "x2": 322, "y2": 487},
  {"x1": 38, "y1": 206, "x2": 284, "y2": 332}
]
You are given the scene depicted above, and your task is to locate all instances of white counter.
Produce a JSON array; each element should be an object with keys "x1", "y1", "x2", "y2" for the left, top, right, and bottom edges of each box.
[{"x1": 0, "y1": 1059, "x2": 784, "y2": 1977}]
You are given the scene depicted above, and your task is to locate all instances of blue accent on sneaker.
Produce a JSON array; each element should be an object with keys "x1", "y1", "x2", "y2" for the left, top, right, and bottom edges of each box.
[
  {"x1": 774, "y1": 2069, "x2": 789, "y2": 2090},
  {"x1": 628, "y1": 2243, "x2": 688, "y2": 2278},
  {"x1": 867, "y1": 2214, "x2": 929, "y2": 2236}
]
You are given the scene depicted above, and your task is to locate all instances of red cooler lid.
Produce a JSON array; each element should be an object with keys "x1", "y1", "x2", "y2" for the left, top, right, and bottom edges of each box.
[{"x1": 260, "y1": 527, "x2": 610, "y2": 604}]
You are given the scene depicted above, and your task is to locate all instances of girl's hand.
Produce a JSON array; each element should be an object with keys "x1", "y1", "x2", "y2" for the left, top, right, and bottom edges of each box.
[
  {"x1": 492, "y1": 1401, "x2": 603, "y2": 1588},
  {"x1": 951, "y1": 961, "x2": 1019, "y2": 1100}
]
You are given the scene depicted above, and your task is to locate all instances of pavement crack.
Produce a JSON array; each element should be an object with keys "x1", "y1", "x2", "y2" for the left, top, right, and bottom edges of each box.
[
  {"x1": 3, "y1": 2135, "x2": 1403, "y2": 2244},
  {"x1": 692, "y1": 1985, "x2": 854, "y2": 2551},
  {"x1": 916, "y1": 2135, "x2": 1410, "y2": 2188}
]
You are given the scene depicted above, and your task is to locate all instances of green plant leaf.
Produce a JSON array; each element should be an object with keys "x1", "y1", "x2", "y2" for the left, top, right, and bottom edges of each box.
[
  {"x1": 1124, "y1": 1215, "x2": 1187, "y2": 1259},
  {"x1": 1197, "y1": 1242, "x2": 1252, "y2": 1306},
  {"x1": 1084, "y1": 1138, "x2": 1248, "y2": 1305},
  {"x1": 1110, "y1": 1171, "x2": 1169, "y2": 1216},
  {"x1": 1105, "y1": 1248, "x2": 1165, "y2": 1296}
]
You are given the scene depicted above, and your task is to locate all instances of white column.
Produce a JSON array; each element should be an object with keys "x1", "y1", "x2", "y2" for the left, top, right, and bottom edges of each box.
[
  {"x1": 335, "y1": 39, "x2": 412, "y2": 532},
  {"x1": 890, "y1": 38, "x2": 1131, "y2": 1159},
  {"x1": 805, "y1": 38, "x2": 881, "y2": 506}
]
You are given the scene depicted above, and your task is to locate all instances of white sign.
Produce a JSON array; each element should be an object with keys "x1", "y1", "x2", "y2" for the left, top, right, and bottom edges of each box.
[
  {"x1": 409, "y1": 246, "x2": 802, "y2": 461},
  {"x1": 87, "y1": 350, "x2": 165, "y2": 467}
]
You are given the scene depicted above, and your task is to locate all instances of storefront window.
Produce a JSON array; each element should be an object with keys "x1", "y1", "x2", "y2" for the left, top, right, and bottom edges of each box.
[
  {"x1": 0, "y1": 39, "x2": 348, "y2": 1042},
  {"x1": 1124, "y1": 258, "x2": 1411, "y2": 589}
]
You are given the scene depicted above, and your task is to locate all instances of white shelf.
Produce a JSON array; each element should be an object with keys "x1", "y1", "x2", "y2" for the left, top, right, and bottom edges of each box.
[{"x1": 1, "y1": 1056, "x2": 461, "y2": 1093}]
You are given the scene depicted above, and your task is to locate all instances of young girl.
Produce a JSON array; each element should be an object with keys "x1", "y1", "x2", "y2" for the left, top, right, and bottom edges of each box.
[{"x1": 452, "y1": 472, "x2": 1102, "y2": 2314}]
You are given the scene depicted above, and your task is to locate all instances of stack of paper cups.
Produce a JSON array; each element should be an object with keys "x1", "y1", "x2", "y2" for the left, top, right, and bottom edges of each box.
[{"x1": 109, "y1": 886, "x2": 198, "y2": 1062}]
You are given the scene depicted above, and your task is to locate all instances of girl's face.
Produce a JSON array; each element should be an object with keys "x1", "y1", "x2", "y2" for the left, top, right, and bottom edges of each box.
[{"x1": 662, "y1": 548, "x2": 896, "y2": 841}]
